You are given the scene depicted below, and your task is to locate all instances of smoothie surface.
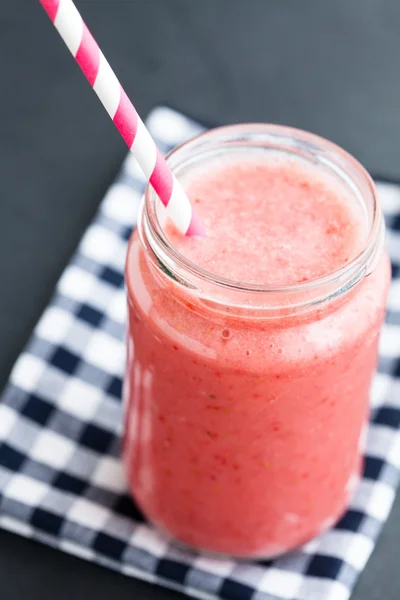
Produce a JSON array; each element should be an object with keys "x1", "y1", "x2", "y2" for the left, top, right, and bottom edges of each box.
[{"x1": 166, "y1": 156, "x2": 366, "y2": 286}]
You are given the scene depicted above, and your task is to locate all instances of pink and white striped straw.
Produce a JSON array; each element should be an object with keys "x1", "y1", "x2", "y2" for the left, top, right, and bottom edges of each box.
[{"x1": 39, "y1": 0, "x2": 205, "y2": 237}]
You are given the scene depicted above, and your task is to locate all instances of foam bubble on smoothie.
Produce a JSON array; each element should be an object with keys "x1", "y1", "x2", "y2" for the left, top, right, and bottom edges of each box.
[{"x1": 165, "y1": 154, "x2": 366, "y2": 286}]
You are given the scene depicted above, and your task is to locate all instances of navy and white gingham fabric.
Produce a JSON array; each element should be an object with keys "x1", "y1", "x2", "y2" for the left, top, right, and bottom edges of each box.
[{"x1": 0, "y1": 107, "x2": 399, "y2": 600}]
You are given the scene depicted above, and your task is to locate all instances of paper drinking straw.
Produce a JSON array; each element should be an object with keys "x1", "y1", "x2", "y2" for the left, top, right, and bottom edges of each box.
[{"x1": 39, "y1": 0, "x2": 205, "y2": 237}]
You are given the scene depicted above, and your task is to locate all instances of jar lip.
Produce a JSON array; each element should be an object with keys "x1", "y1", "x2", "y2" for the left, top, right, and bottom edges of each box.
[{"x1": 140, "y1": 123, "x2": 382, "y2": 296}]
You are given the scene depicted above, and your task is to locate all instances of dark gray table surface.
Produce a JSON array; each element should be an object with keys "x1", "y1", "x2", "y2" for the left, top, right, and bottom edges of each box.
[{"x1": 1, "y1": 1, "x2": 399, "y2": 598}]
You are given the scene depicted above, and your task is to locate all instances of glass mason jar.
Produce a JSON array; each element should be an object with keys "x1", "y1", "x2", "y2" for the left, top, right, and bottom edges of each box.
[{"x1": 123, "y1": 124, "x2": 390, "y2": 559}]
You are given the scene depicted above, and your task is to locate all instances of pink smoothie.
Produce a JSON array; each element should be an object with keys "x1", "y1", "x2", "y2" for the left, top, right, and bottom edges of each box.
[
  {"x1": 167, "y1": 157, "x2": 365, "y2": 285},
  {"x1": 124, "y1": 153, "x2": 390, "y2": 557}
]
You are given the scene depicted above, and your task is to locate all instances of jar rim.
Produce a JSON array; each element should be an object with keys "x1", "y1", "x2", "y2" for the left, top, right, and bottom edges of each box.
[{"x1": 139, "y1": 123, "x2": 382, "y2": 299}]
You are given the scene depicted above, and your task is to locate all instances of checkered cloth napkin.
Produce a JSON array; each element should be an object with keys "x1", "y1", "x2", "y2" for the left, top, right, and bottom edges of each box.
[{"x1": 0, "y1": 107, "x2": 399, "y2": 600}]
